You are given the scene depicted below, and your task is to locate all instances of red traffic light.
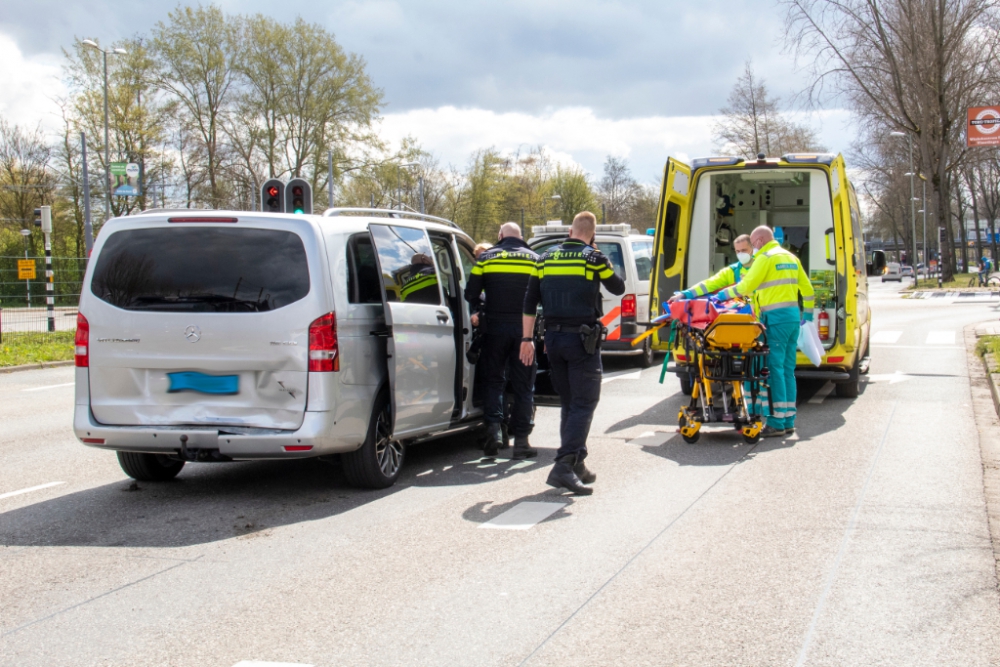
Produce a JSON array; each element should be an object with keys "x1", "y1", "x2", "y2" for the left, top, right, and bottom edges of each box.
[
  {"x1": 267, "y1": 186, "x2": 279, "y2": 197},
  {"x1": 292, "y1": 186, "x2": 303, "y2": 196}
]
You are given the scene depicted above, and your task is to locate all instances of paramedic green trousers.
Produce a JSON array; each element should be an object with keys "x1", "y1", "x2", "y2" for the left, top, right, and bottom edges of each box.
[{"x1": 761, "y1": 309, "x2": 800, "y2": 430}]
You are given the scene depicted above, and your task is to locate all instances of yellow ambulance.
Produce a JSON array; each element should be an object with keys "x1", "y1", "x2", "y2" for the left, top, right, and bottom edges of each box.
[{"x1": 649, "y1": 153, "x2": 886, "y2": 398}]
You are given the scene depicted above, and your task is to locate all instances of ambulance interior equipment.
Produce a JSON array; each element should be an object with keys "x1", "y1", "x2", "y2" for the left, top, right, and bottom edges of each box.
[{"x1": 688, "y1": 168, "x2": 838, "y2": 347}]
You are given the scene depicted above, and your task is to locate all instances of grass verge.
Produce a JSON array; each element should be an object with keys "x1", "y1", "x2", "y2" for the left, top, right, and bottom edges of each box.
[
  {"x1": 909, "y1": 273, "x2": 979, "y2": 290},
  {"x1": 0, "y1": 331, "x2": 75, "y2": 367},
  {"x1": 976, "y1": 335, "x2": 1000, "y2": 370}
]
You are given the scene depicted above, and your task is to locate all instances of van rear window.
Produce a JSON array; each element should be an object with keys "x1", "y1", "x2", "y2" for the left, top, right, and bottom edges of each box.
[{"x1": 91, "y1": 228, "x2": 310, "y2": 312}]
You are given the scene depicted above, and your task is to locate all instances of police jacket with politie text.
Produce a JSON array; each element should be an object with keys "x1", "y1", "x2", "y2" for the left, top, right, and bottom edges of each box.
[
  {"x1": 522, "y1": 239, "x2": 625, "y2": 327},
  {"x1": 464, "y1": 236, "x2": 540, "y2": 323}
]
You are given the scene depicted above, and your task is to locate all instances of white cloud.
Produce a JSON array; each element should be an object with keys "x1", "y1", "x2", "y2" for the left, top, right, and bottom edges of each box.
[
  {"x1": 0, "y1": 33, "x2": 64, "y2": 133},
  {"x1": 381, "y1": 106, "x2": 857, "y2": 184}
]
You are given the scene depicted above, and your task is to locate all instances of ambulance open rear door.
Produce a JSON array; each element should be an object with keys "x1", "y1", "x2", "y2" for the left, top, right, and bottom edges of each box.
[{"x1": 649, "y1": 157, "x2": 692, "y2": 350}]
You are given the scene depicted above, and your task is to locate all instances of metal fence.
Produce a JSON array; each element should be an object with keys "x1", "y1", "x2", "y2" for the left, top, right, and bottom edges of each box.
[{"x1": 0, "y1": 255, "x2": 84, "y2": 346}]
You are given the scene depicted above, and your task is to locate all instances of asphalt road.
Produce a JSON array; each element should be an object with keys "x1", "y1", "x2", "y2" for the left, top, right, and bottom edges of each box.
[{"x1": 2, "y1": 279, "x2": 1000, "y2": 667}]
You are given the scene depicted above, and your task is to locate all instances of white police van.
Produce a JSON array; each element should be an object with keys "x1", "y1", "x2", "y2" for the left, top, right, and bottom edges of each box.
[
  {"x1": 529, "y1": 222, "x2": 656, "y2": 366},
  {"x1": 73, "y1": 208, "x2": 512, "y2": 489}
]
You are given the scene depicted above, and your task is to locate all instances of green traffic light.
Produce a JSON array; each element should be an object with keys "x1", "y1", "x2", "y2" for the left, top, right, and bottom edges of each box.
[{"x1": 294, "y1": 208, "x2": 304, "y2": 214}]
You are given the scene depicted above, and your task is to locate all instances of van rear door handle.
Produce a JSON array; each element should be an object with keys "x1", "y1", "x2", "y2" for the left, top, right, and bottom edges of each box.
[{"x1": 436, "y1": 312, "x2": 450, "y2": 323}]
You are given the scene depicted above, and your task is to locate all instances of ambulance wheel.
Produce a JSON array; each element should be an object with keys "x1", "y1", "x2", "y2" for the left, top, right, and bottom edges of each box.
[
  {"x1": 636, "y1": 338, "x2": 655, "y2": 368},
  {"x1": 835, "y1": 354, "x2": 861, "y2": 399},
  {"x1": 679, "y1": 372, "x2": 694, "y2": 396}
]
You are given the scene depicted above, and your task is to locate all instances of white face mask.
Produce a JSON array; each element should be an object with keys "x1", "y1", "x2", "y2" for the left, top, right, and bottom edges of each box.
[
  {"x1": 752, "y1": 245, "x2": 760, "y2": 256},
  {"x1": 737, "y1": 252, "x2": 752, "y2": 266}
]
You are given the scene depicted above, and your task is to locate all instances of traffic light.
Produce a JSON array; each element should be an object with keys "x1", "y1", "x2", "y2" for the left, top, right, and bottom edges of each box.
[
  {"x1": 33, "y1": 208, "x2": 41, "y2": 228},
  {"x1": 285, "y1": 178, "x2": 312, "y2": 215},
  {"x1": 261, "y1": 179, "x2": 285, "y2": 213}
]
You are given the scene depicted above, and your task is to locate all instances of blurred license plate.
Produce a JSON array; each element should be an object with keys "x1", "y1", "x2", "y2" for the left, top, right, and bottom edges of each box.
[{"x1": 167, "y1": 372, "x2": 239, "y2": 395}]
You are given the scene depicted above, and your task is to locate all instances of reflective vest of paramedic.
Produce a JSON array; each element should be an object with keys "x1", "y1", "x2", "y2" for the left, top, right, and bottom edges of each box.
[
  {"x1": 717, "y1": 240, "x2": 814, "y2": 321},
  {"x1": 680, "y1": 261, "x2": 747, "y2": 301}
]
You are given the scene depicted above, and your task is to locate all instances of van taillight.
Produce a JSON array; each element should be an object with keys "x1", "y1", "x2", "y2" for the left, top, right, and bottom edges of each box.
[
  {"x1": 621, "y1": 294, "x2": 636, "y2": 319},
  {"x1": 308, "y1": 313, "x2": 338, "y2": 372},
  {"x1": 75, "y1": 313, "x2": 89, "y2": 367}
]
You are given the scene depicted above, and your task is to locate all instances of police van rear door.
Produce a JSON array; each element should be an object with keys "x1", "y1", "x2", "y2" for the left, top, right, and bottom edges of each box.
[
  {"x1": 649, "y1": 157, "x2": 692, "y2": 350},
  {"x1": 368, "y1": 223, "x2": 456, "y2": 437}
]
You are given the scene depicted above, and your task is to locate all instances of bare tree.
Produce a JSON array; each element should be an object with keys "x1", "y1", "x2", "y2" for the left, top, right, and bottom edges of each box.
[
  {"x1": 714, "y1": 60, "x2": 826, "y2": 158},
  {"x1": 782, "y1": 0, "x2": 1000, "y2": 280},
  {"x1": 597, "y1": 156, "x2": 643, "y2": 225}
]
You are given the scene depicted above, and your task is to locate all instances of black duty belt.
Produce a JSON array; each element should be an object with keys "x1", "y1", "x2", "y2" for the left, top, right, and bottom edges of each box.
[{"x1": 547, "y1": 323, "x2": 597, "y2": 333}]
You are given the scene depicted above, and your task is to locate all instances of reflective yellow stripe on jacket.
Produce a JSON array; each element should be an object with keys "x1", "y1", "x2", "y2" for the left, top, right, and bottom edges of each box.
[
  {"x1": 719, "y1": 240, "x2": 814, "y2": 313},
  {"x1": 689, "y1": 262, "x2": 741, "y2": 297}
]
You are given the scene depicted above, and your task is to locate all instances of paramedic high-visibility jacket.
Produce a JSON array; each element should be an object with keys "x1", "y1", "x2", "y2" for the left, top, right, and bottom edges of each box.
[
  {"x1": 680, "y1": 261, "x2": 747, "y2": 300},
  {"x1": 717, "y1": 240, "x2": 814, "y2": 322}
]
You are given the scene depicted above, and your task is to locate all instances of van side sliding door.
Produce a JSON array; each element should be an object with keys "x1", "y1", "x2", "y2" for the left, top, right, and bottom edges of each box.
[
  {"x1": 650, "y1": 157, "x2": 692, "y2": 350},
  {"x1": 368, "y1": 224, "x2": 456, "y2": 437}
]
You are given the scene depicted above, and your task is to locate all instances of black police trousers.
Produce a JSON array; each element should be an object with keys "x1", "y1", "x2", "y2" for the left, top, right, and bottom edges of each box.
[
  {"x1": 482, "y1": 321, "x2": 536, "y2": 438},
  {"x1": 544, "y1": 330, "x2": 602, "y2": 460}
]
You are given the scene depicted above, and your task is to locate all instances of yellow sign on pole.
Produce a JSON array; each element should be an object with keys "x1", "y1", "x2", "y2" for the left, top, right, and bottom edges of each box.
[{"x1": 18, "y1": 259, "x2": 36, "y2": 280}]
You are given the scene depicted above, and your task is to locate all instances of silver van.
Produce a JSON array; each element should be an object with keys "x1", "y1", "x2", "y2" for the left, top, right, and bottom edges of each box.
[{"x1": 74, "y1": 208, "x2": 510, "y2": 488}]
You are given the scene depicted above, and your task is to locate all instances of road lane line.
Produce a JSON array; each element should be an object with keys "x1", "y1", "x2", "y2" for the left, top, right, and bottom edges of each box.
[
  {"x1": 870, "y1": 331, "x2": 902, "y2": 344},
  {"x1": 808, "y1": 382, "x2": 835, "y2": 404},
  {"x1": 21, "y1": 382, "x2": 74, "y2": 392},
  {"x1": 232, "y1": 662, "x2": 314, "y2": 667},
  {"x1": 794, "y1": 402, "x2": 897, "y2": 667},
  {"x1": 480, "y1": 502, "x2": 566, "y2": 530},
  {"x1": 602, "y1": 369, "x2": 642, "y2": 384},
  {"x1": 871, "y1": 344, "x2": 963, "y2": 350},
  {"x1": 926, "y1": 330, "x2": 956, "y2": 345},
  {"x1": 0, "y1": 481, "x2": 65, "y2": 501}
]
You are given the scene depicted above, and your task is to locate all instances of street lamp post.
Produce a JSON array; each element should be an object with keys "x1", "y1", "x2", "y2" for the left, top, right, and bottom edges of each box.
[
  {"x1": 82, "y1": 40, "x2": 127, "y2": 222},
  {"x1": 549, "y1": 194, "x2": 561, "y2": 222},
  {"x1": 890, "y1": 131, "x2": 918, "y2": 269}
]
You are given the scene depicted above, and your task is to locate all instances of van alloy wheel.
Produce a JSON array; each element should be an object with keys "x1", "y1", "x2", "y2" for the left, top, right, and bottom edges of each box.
[{"x1": 374, "y1": 405, "x2": 403, "y2": 476}]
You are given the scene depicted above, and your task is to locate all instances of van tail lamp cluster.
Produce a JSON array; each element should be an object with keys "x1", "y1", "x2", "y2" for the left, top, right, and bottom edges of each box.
[
  {"x1": 308, "y1": 312, "x2": 339, "y2": 372},
  {"x1": 283, "y1": 445, "x2": 313, "y2": 452},
  {"x1": 81, "y1": 437, "x2": 105, "y2": 444},
  {"x1": 676, "y1": 354, "x2": 688, "y2": 362},
  {"x1": 621, "y1": 294, "x2": 637, "y2": 319},
  {"x1": 75, "y1": 313, "x2": 89, "y2": 367}
]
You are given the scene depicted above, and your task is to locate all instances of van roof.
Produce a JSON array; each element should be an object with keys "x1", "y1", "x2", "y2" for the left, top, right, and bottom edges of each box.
[{"x1": 530, "y1": 222, "x2": 638, "y2": 238}]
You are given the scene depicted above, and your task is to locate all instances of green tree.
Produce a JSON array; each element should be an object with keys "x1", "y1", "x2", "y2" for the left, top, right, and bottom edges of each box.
[{"x1": 550, "y1": 165, "x2": 598, "y2": 225}]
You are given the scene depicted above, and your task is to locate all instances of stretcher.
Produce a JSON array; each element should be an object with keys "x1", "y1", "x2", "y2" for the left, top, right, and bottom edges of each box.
[{"x1": 633, "y1": 298, "x2": 770, "y2": 444}]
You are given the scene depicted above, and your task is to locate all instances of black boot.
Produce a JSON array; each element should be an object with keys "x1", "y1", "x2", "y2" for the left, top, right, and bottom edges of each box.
[
  {"x1": 512, "y1": 436, "x2": 538, "y2": 460},
  {"x1": 546, "y1": 455, "x2": 593, "y2": 495},
  {"x1": 573, "y1": 459, "x2": 596, "y2": 484},
  {"x1": 483, "y1": 424, "x2": 502, "y2": 457}
]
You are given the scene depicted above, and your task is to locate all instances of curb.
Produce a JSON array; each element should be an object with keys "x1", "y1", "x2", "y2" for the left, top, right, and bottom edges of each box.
[{"x1": 0, "y1": 360, "x2": 75, "y2": 374}]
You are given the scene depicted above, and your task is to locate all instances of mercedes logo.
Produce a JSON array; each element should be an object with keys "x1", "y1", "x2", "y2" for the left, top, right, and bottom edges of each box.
[{"x1": 184, "y1": 325, "x2": 201, "y2": 343}]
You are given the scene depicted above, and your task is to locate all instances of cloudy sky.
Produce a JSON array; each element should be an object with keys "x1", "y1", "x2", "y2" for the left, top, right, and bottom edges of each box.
[{"x1": 0, "y1": 0, "x2": 854, "y2": 183}]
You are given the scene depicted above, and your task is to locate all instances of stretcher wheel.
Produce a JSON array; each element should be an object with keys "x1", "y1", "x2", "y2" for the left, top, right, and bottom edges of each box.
[
  {"x1": 742, "y1": 433, "x2": 761, "y2": 445},
  {"x1": 682, "y1": 432, "x2": 701, "y2": 444}
]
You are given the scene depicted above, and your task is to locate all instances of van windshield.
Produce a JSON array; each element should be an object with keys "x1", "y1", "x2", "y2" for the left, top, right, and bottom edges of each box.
[{"x1": 90, "y1": 227, "x2": 310, "y2": 312}]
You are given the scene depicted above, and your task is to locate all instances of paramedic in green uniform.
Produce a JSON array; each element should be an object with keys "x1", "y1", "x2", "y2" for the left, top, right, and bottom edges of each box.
[
  {"x1": 667, "y1": 234, "x2": 754, "y2": 303},
  {"x1": 718, "y1": 226, "x2": 815, "y2": 437}
]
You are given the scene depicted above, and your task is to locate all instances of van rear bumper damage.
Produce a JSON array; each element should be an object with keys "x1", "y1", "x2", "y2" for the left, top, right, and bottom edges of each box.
[{"x1": 74, "y1": 368, "x2": 372, "y2": 459}]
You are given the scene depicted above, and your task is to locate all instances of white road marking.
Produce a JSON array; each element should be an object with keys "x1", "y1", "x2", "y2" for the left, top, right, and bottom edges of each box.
[
  {"x1": 866, "y1": 371, "x2": 913, "y2": 385},
  {"x1": 871, "y1": 344, "x2": 963, "y2": 350},
  {"x1": 479, "y1": 501, "x2": 567, "y2": 530},
  {"x1": 808, "y1": 382, "x2": 835, "y2": 404},
  {"x1": 602, "y1": 369, "x2": 642, "y2": 384},
  {"x1": 232, "y1": 662, "x2": 314, "y2": 667},
  {"x1": 0, "y1": 481, "x2": 65, "y2": 501},
  {"x1": 416, "y1": 469, "x2": 433, "y2": 477},
  {"x1": 926, "y1": 330, "x2": 956, "y2": 345},
  {"x1": 870, "y1": 331, "x2": 902, "y2": 344},
  {"x1": 21, "y1": 382, "x2": 74, "y2": 392}
]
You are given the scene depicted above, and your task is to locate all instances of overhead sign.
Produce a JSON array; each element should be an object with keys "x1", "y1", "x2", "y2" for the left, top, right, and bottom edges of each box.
[
  {"x1": 17, "y1": 259, "x2": 35, "y2": 280},
  {"x1": 110, "y1": 161, "x2": 143, "y2": 196},
  {"x1": 967, "y1": 106, "x2": 1000, "y2": 147}
]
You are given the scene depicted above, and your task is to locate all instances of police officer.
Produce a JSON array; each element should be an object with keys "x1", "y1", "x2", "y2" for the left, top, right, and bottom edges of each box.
[
  {"x1": 400, "y1": 253, "x2": 440, "y2": 304},
  {"x1": 520, "y1": 211, "x2": 625, "y2": 495},
  {"x1": 718, "y1": 225, "x2": 814, "y2": 437},
  {"x1": 465, "y1": 222, "x2": 539, "y2": 459}
]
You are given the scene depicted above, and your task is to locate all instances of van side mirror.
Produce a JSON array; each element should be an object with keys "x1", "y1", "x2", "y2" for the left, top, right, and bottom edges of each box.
[{"x1": 867, "y1": 249, "x2": 886, "y2": 275}]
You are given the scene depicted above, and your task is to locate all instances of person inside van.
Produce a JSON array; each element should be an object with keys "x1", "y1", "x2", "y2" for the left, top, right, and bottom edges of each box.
[{"x1": 667, "y1": 234, "x2": 755, "y2": 302}]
